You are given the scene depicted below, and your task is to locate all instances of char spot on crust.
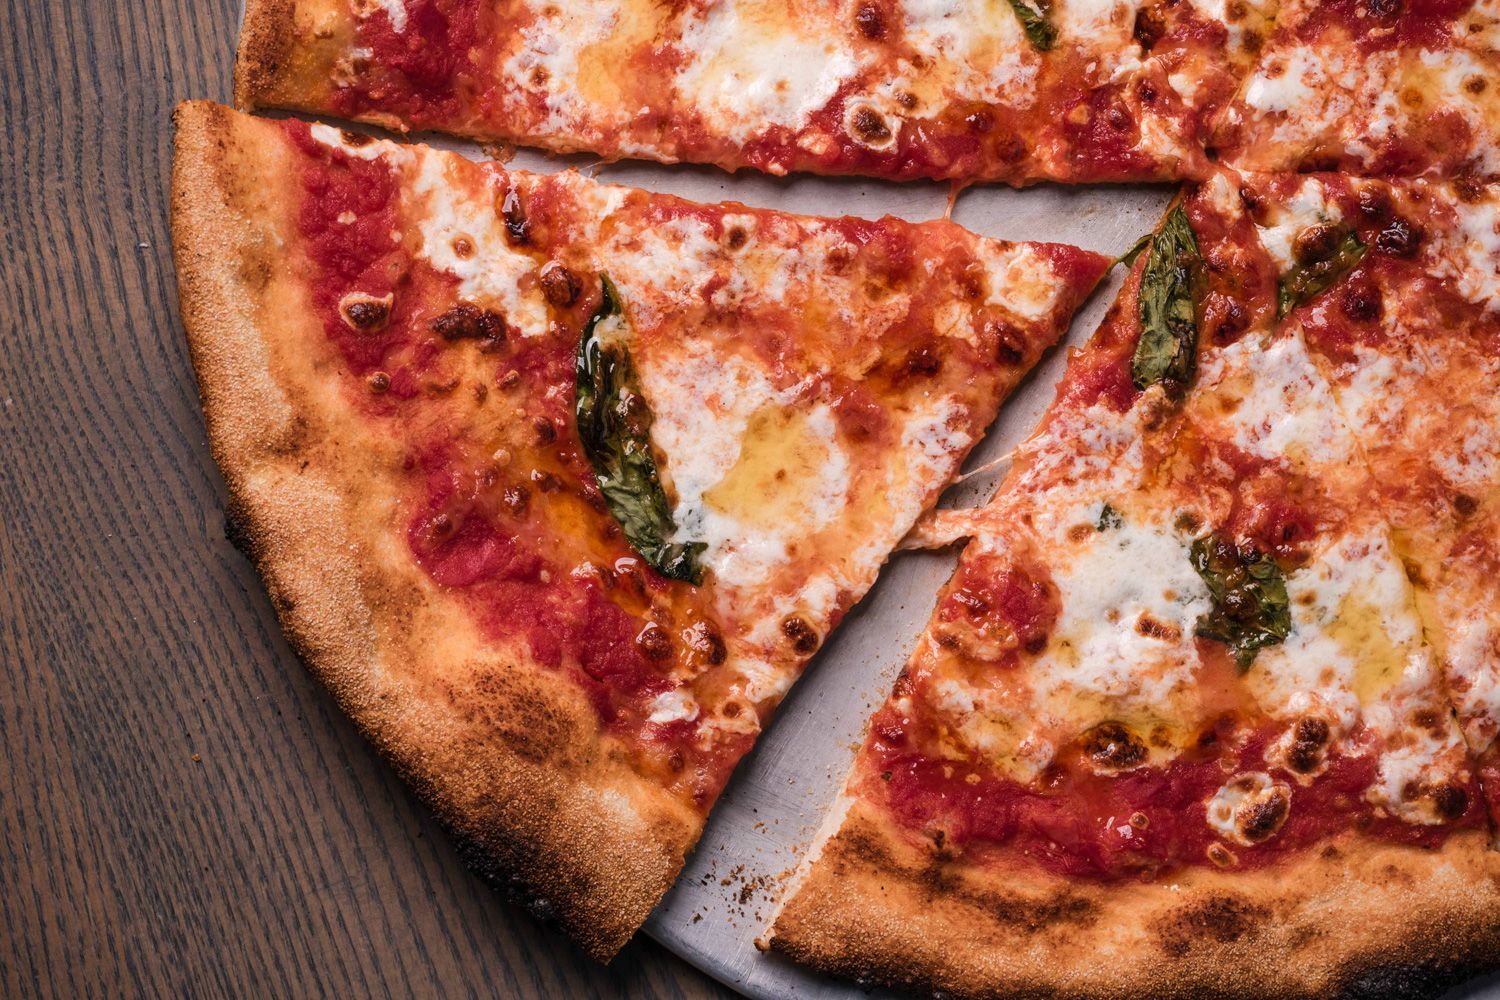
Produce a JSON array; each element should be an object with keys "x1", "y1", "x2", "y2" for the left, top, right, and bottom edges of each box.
[
  {"x1": 1155, "y1": 895, "x2": 1271, "y2": 958},
  {"x1": 448, "y1": 667, "x2": 591, "y2": 766}
]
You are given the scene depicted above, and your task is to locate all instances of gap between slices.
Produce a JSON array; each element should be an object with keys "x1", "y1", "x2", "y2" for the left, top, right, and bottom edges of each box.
[
  {"x1": 169, "y1": 100, "x2": 1109, "y2": 961},
  {"x1": 766, "y1": 169, "x2": 1500, "y2": 998}
]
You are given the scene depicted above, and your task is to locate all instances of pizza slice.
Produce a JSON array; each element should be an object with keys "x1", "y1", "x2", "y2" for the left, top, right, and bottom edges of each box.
[
  {"x1": 235, "y1": 0, "x2": 1271, "y2": 185},
  {"x1": 169, "y1": 100, "x2": 1107, "y2": 959},
  {"x1": 1213, "y1": 0, "x2": 1500, "y2": 179},
  {"x1": 1240, "y1": 171, "x2": 1500, "y2": 822},
  {"x1": 767, "y1": 181, "x2": 1500, "y2": 997}
]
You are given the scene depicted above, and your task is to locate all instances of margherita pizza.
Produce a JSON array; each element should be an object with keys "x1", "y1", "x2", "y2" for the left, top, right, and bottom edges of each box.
[
  {"x1": 169, "y1": 100, "x2": 1107, "y2": 959},
  {"x1": 768, "y1": 176, "x2": 1500, "y2": 997},
  {"x1": 233, "y1": 0, "x2": 1270, "y2": 184}
]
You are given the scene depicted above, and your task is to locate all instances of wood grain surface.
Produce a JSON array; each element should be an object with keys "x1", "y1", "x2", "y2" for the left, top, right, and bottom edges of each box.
[{"x1": 0, "y1": 2, "x2": 735, "y2": 996}]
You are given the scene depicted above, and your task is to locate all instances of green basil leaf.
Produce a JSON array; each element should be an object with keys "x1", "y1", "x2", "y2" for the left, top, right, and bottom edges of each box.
[
  {"x1": 1277, "y1": 225, "x2": 1366, "y2": 318},
  {"x1": 1007, "y1": 0, "x2": 1057, "y2": 50},
  {"x1": 576, "y1": 274, "x2": 705, "y2": 584},
  {"x1": 1114, "y1": 231, "x2": 1153, "y2": 269},
  {"x1": 1131, "y1": 204, "x2": 1202, "y2": 395},
  {"x1": 1096, "y1": 503, "x2": 1123, "y2": 531},
  {"x1": 1190, "y1": 532, "x2": 1292, "y2": 672}
]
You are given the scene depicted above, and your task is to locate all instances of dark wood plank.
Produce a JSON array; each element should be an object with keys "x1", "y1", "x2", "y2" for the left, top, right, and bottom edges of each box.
[{"x1": 0, "y1": 2, "x2": 736, "y2": 996}]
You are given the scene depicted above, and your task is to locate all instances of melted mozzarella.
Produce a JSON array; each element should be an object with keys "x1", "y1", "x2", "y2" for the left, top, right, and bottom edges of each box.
[
  {"x1": 647, "y1": 688, "x2": 700, "y2": 724},
  {"x1": 1194, "y1": 333, "x2": 1357, "y2": 467},
  {"x1": 409, "y1": 156, "x2": 551, "y2": 336},
  {"x1": 1428, "y1": 189, "x2": 1500, "y2": 311},
  {"x1": 1253, "y1": 177, "x2": 1341, "y2": 271},
  {"x1": 674, "y1": 0, "x2": 857, "y2": 144},
  {"x1": 1249, "y1": 529, "x2": 1430, "y2": 732},
  {"x1": 984, "y1": 243, "x2": 1070, "y2": 322},
  {"x1": 502, "y1": 0, "x2": 624, "y2": 131},
  {"x1": 1205, "y1": 772, "x2": 1291, "y2": 845},
  {"x1": 634, "y1": 344, "x2": 848, "y2": 593},
  {"x1": 1037, "y1": 514, "x2": 1212, "y2": 713}
]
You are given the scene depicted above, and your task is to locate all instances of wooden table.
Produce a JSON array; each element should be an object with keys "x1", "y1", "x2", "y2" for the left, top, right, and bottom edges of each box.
[{"x1": 0, "y1": 2, "x2": 735, "y2": 995}]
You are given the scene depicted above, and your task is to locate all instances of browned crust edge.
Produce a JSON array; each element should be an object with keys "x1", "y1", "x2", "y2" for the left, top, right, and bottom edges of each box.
[
  {"x1": 769, "y1": 796, "x2": 1500, "y2": 1000},
  {"x1": 169, "y1": 99, "x2": 701, "y2": 961},
  {"x1": 233, "y1": 0, "x2": 298, "y2": 110}
]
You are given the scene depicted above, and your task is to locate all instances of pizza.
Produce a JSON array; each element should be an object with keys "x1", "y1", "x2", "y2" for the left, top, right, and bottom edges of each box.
[
  {"x1": 766, "y1": 174, "x2": 1500, "y2": 996},
  {"x1": 169, "y1": 99, "x2": 1108, "y2": 959},
  {"x1": 232, "y1": 0, "x2": 1272, "y2": 184},
  {"x1": 1246, "y1": 172, "x2": 1500, "y2": 823},
  {"x1": 1213, "y1": 0, "x2": 1500, "y2": 179}
]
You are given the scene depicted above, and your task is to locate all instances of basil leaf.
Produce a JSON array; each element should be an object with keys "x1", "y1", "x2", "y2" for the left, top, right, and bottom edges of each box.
[
  {"x1": 1131, "y1": 204, "x2": 1202, "y2": 395},
  {"x1": 1096, "y1": 503, "x2": 1122, "y2": 531},
  {"x1": 576, "y1": 274, "x2": 705, "y2": 584},
  {"x1": 1277, "y1": 225, "x2": 1366, "y2": 318},
  {"x1": 1190, "y1": 533, "x2": 1292, "y2": 672},
  {"x1": 1007, "y1": 0, "x2": 1057, "y2": 50},
  {"x1": 1114, "y1": 231, "x2": 1153, "y2": 269}
]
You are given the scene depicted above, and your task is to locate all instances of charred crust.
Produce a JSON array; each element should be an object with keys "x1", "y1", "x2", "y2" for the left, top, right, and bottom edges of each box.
[
  {"x1": 1156, "y1": 894, "x2": 1270, "y2": 957},
  {"x1": 233, "y1": 0, "x2": 300, "y2": 109}
]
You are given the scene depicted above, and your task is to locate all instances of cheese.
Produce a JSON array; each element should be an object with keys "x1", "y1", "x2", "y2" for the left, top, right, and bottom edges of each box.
[
  {"x1": 408, "y1": 156, "x2": 551, "y2": 337},
  {"x1": 1036, "y1": 513, "x2": 1212, "y2": 714},
  {"x1": 1201, "y1": 171, "x2": 1244, "y2": 220},
  {"x1": 984, "y1": 243, "x2": 1068, "y2": 322},
  {"x1": 673, "y1": 0, "x2": 857, "y2": 145},
  {"x1": 647, "y1": 688, "x2": 700, "y2": 724},
  {"x1": 1193, "y1": 332, "x2": 1357, "y2": 468},
  {"x1": 501, "y1": 0, "x2": 623, "y2": 132},
  {"x1": 376, "y1": 0, "x2": 407, "y2": 31},
  {"x1": 873, "y1": 0, "x2": 1038, "y2": 112},
  {"x1": 1205, "y1": 772, "x2": 1292, "y2": 845},
  {"x1": 1428, "y1": 188, "x2": 1500, "y2": 311},
  {"x1": 1248, "y1": 528, "x2": 1428, "y2": 732},
  {"x1": 1432, "y1": 423, "x2": 1500, "y2": 490},
  {"x1": 1253, "y1": 177, "x2": 1341, "y2": 272},
  {"x1": 307, "y1": 123, "x2": 401, "y2": 162},
  {"x1": 1242, "y1": 46, "x2": 1328, "y2": 114},
  {"x1": 634, "y1": 343, "x2": 849, "y2": 593}
]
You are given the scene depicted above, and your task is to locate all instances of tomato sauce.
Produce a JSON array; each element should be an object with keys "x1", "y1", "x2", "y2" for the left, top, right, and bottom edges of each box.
[
  {"x1": 863, "y1": 704, "x2": 1483, "y2": 879},
  {"x1": 282, "y1": 120, "x2": 748, "y2": 806}
]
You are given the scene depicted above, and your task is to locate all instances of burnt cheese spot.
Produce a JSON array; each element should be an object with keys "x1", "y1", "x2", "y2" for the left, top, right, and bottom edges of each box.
[
  {"x1": 433, "y1": 303, "x2": 507, "y2": 346},
  {"x1": 1340, "y1": 282, "x2": 1383, "y2": 322},
  {"x1": 635, "y1": 622, "x2": 673, "y2": 660},
  {"x1": 1375, "y1": 217, "x2": 1423, "y2": 257},
  {"x1": 540, "y1": 263, "x2": 580, "y2": 306},
  {"x1": 687, "y1": 620, "x2": 727, "y2": 666},
  {"x1": 781, "y1": 615, "x2": 820, "y2": 654},
  {"x1": 1287, "y1": 716, "x2": 1330, "y2": 773},
  {"x1": 338, "y1": 291, "x2": 393, "y2": 331},
  {"x1": 854, "y1": 1, "x2": 886, "y2": 39},
  {"x1": 1081, "y1": 722, "x2": 1149, "y2": 770}
]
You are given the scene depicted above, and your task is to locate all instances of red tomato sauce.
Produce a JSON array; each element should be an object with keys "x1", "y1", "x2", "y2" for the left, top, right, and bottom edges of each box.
[
  {"x1": 862, "y1": 704, "x2": 1482, "y2": 879},
  {"x1": 281, "y1": 120, "x2": 741, "y2": 804}
]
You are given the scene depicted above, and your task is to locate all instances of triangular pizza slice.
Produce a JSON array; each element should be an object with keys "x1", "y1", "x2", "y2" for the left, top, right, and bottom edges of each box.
[
  {"x1": 235, "y1": 0, "x2": 1273, "y2": 184},
  {"x1": 768, "y1": 176, "x2": 1500, "y2": 997},
  {"x1": 169, "y1": 101, "x2": 1107, "y2": 959}
]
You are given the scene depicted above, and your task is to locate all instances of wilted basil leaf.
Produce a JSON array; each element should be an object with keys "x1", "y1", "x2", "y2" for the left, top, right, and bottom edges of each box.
[
  {"x1": 576, "y1": 274, "x2": 705, "y2": 583},
  {"x1": 1007, "y1": 0, "x2": 1057, "y2": 50},
  {"x1": 1277, "y1": 225, "x2": 1366, "y2": 318},
  {"x1": 1191, "y1": 532, "x2": 1292, "y2": 672},
  {"x1": 1131, "y1": 204, "x2": 1202, "y2": 395}
]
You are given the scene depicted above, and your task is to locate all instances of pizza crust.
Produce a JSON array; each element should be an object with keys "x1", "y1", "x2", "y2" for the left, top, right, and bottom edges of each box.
[
  {"x1": 769, "y1": 795, "x2": 1500, "y2": 999},
  {"x1": 170, "y1": 99, "x2": 699, "y2": 960}
]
